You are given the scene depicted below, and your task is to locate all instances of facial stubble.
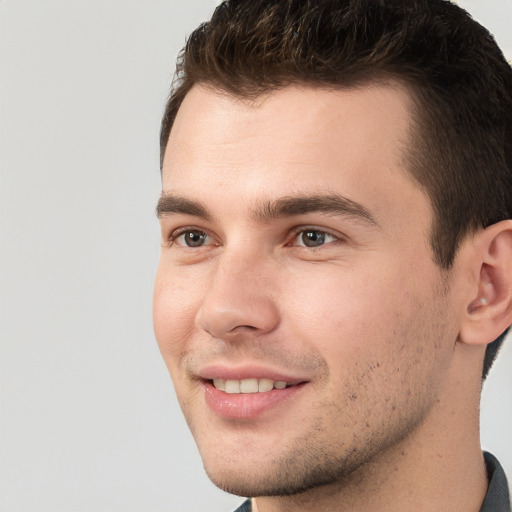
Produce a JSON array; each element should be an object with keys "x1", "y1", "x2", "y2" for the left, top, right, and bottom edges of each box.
[{"x1": 192, "y1": 290, "x2": 453, "y2": 500}]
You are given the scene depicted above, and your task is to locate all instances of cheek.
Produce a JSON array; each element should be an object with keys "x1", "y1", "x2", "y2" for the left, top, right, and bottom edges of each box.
[
  {"x1": 281, "y1": 261, "x2": 440, "y2": 382},
  {"x1": 153, "y1": 263, "x2": 202, "y2": 367},
  {"x1": 283, "y1": 263, "x2": 399, "y2": 346}
]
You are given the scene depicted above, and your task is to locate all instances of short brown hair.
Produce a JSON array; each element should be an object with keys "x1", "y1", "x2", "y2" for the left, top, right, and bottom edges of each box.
[{"x1": 160, "y1": 0, "x2": 512, "y2": 377}]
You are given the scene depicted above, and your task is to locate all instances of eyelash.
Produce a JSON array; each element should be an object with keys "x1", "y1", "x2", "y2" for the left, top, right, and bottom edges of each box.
[
  {"x1": 282, "y1": 226, "x2": 336, "y2": 248},
  {"x1": 166, "y1": 226, "x2": 344, "y2": 249},
  {"x1": 167, "y1": 227, "x2": 213, "y2": 247}
]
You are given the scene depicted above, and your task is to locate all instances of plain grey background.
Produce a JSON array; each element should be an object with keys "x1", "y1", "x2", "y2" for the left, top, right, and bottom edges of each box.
[{"x1": 1, "y1": 1, "x2": 511, "y2": 511}]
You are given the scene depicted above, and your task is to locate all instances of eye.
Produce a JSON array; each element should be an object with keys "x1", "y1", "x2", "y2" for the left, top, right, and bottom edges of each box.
[
  {"x1": 293, "y1": 229, "x2": 338, "y2": 248},
  {"x1": 173, "y1": 229, "x2": 213, "y2": 248}
]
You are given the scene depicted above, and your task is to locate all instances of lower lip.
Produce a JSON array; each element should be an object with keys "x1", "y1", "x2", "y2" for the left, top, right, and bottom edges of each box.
[{"x1": 203, "y1": 382, "x2": 306, "y2": 420}]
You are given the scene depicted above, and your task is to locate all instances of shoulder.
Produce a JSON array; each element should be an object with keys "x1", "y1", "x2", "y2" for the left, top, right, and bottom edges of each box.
[
  {"x1": 479, "y1": 452, "x2": 511, "y2": 512},
  {"x1": 232, "y1": 499, "x2": 252, "y2": 512}
]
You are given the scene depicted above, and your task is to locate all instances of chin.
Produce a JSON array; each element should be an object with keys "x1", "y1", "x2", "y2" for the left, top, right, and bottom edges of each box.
[{"x1": 200, "y1": 443, "x2": 364, "y2": 498}]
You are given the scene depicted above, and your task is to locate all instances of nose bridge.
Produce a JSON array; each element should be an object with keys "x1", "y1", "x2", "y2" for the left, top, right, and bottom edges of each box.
[{"x1": 195, "y1": 243, "x2": 279, "y2": 338}]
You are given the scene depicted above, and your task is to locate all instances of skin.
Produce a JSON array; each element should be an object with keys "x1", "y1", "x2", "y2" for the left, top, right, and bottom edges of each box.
[{"x1": 154, "y1": 84, "x2": 496, "y2": 511}]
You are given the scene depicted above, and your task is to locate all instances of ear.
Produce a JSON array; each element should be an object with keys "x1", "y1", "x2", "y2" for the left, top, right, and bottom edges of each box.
[{"x1": 459, "y1": 220, "x2": 512, "y2": 346}]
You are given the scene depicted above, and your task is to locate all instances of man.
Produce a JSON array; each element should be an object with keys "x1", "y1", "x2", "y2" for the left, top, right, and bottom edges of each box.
[{"x1": 153, "y1": 0, "x2": 512, "y2": 510}]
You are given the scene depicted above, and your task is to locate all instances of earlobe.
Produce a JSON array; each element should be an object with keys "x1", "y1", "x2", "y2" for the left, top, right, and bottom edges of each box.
[{"x1": 459, "y1": 220, "x2": 512, "y2": 346}]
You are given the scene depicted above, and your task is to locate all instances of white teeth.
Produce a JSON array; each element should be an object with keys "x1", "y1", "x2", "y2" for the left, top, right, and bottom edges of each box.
[
  {"x1": 212, "y1": 378, "x2": 225, "y2": 391},
  {"x1": 212, "y1": 378, "x2": 290, "y2": 393},
  {"x1": 258, "y1": 378, "x2": 273, "y2": 392},
  {"x1": 240, "y1": 378, "x2": 258, "y2": 393},
  {"x1": 225, "y1": 380, "x2": 240, "y2": 394}
]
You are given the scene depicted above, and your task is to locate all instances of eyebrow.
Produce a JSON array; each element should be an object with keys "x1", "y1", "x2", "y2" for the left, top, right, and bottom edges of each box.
[
  {"x1": 255, "y1": 194, "x2": 378, "y2": 225},
  {"x1": 156, "y1": 195, "x2": 211, "y2": 219},
  {"x1": 156, "y1": 193, "x2": 378, "y2": 227}
]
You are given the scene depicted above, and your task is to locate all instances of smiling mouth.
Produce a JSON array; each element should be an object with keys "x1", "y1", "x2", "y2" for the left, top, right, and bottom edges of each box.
[
  {"x1": 203, "y1": 376, "x2": 307, "y2": 418},
  {"x1": 211, "y1": 378, "x2": 294, "y2": 394}
]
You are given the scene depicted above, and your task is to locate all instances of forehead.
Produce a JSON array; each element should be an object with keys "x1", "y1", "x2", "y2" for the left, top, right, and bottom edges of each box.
[{"x1": 161, "y1": 83, "x2": 427, "y2": 227}]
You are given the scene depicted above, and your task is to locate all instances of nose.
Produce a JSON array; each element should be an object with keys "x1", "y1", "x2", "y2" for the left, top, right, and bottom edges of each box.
[{"x1": 194, "y1": 250, "x2": 280, "y2": 339}]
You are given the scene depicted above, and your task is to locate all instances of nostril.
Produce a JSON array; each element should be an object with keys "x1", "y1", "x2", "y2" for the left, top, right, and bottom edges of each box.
[{"x1": 233, "y1": 325, "x2": 258, "y2": 331}]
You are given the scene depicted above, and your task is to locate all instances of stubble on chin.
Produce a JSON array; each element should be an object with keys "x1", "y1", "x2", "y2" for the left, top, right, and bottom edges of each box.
[{"x1": 200, "y1": 395, "x2": 429, "y2": 500}]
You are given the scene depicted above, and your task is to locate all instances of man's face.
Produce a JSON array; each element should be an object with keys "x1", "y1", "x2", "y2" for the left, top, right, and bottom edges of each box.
[{"x1": 154, "y1": 84, "x2": 460, "y2": 496}]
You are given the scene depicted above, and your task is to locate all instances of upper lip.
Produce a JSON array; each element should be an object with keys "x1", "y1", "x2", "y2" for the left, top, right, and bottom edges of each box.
[{"x1": 196, "y1": 364, "x2": 309, "y2": 385}]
